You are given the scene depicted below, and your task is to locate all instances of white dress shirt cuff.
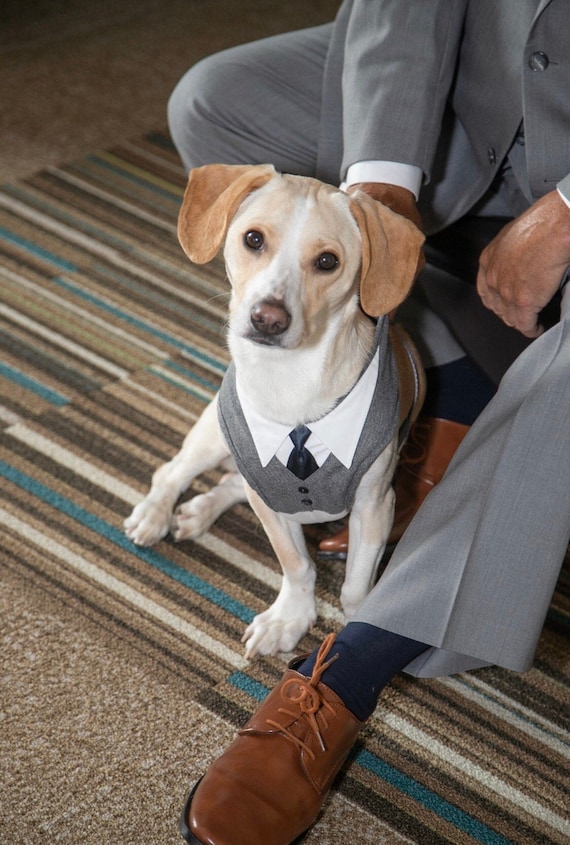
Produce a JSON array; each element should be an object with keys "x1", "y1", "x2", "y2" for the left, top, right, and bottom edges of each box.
[
  {"x1": 344, "y1": 161, "x2": 423, "y2": 200},
  {"x1": 557, "y1": 174, "x2": 570, "y2": 209},
  {"x1": 556, "y1": 176, "x2": 570, "y2": 290}
]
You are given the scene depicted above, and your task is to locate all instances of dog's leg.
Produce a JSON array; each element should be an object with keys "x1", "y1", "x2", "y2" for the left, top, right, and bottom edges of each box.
[
  {"x1": 241, "y1": 485, "x2": 317, "y2": 659},
  {"x1": 124, "y1": 398, "x2": 231, "y2": 546},
  {"x1": 172, "y1": 461, "x2": 247, "y2": 540},
  {"x1": 340, "y1": 444, "x2": 399, "y2": 618}
]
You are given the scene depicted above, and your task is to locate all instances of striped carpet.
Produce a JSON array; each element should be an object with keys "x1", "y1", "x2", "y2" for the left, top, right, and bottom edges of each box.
[{"x1": 1, "y1": 132, "x2": 568, "y2": 845}]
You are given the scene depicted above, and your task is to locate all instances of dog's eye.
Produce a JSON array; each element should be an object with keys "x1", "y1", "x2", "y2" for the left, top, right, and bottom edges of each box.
[
  {"x1": 316, "y1": 252, "x2": 339, "y2": 272},
  {"x1": 244, "y1": 230, "x2": 264, "y2": 250}
]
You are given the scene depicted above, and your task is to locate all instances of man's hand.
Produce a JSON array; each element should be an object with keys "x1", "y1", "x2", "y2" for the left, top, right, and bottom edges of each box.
[
  {"x1": 348, "y1": 182, "x2": 425, "y2": 279},
  {"x1": 477, "y1": 190, "x2": 570, "y2": 338},
  {"x1": 347, "y1": 182, "x2": 423, "y2": 230}
]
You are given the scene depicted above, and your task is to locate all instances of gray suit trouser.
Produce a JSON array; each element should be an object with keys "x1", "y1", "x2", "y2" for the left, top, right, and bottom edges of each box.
[
  {"x1": 167, "y1": 26, "x2": 570, "y2": 675},
  {"x1": 357, "y1": 289, "x2": 570, "y2": 675}
]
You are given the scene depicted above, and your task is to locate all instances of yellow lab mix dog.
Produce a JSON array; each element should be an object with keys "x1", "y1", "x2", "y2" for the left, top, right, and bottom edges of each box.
[{"x1": 125, "y1": 164, "x2": 425, "y2": 658}]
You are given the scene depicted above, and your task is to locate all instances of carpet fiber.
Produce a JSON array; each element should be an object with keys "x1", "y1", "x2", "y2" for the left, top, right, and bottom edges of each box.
[{"x1": 1, "y1": 133, "x2": 568, "y2": 844}]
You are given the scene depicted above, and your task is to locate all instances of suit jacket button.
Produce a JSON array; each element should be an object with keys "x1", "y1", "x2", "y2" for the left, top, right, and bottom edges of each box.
[
  {"x1": 528, "y1": 51, "x2": 549, "y2": 71},
  {"x1": 301, "y1": 498, "x2": 313, "y2": 507},
  {"x1": 488, "y1": 146, "x2": 497, "y2": 165},
  {"x1": 298, "y1": 486, "x2": 309, "y2": 494}
]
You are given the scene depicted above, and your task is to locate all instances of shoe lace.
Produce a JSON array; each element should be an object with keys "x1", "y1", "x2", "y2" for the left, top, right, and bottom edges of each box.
[{"x1": 265, "y1": 633, "x2": 339, "y2": 760}]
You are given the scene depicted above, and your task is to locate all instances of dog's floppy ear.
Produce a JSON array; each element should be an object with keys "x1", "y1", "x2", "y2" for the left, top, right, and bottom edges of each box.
[
  {"x1": 177, "y1": 163, "x2": 276, "y2": 264},
  {"x1": 349, "y1": 193, "x2": 425, "y2": 317}
]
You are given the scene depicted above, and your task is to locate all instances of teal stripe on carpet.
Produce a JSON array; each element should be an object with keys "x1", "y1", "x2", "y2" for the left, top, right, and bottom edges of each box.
[
  {"x1": 355, "y1": 749, "x2": 513, "y2": 845},
  {"x1": 0, "y1": 226, "x2": 78, "y2": 273},
  {"x1": 228, "y1": 672, "x2": 269, "y2": 702},
  {"x1": 163, "y1": 359, "x2": 219, "y2": 392},
  {"x1": 54, "y1": 275, "x2": 227, "y2": 373},
  {"x1": 0, "y1": 460, "x2": 253, "y2": 624},
  {"x1": 0, "y1": 361, "x2": 69, "y2": 406},
  {"x1": 87, "y1": 154, "x2": 184, "y2": 200},
  {"x1": 149, "y1": 367, "x2": 217, "y2": 401}
]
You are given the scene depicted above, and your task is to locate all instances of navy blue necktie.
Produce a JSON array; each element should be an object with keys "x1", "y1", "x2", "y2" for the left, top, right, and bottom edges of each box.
[{"x1": 286, "y1": 425, "x2": 319, "y2": 479}]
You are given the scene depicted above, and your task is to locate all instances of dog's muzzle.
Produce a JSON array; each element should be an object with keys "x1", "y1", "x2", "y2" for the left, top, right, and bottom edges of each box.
[{"x1": 249, "y1": 298, "x2": 291, "y2": 343}]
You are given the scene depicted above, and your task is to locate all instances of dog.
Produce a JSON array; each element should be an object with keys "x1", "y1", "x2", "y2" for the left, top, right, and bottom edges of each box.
[{"x1": 124, "y1": 163, "x2": 425, "y2": 658}]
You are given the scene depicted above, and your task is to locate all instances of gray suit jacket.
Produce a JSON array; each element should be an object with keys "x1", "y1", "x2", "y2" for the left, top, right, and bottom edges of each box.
[
  {"x1": 318, "y1": 0, "x2": 569, "y2": 232},
  {"x1": 317, "y1": 0, "x2": 570, "y2": 676}
]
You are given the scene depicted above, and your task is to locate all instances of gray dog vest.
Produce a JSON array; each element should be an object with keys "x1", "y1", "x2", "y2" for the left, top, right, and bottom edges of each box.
[{"x1": 217, "y1": 318, "x2": 399, "y2": 517}]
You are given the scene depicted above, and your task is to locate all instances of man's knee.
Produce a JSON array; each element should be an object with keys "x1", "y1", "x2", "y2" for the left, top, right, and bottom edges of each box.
[
  {"x1": 167, "y1": 51, "x2": 241, "y2": 171},
  {"x1": 168, "y1": 27, "x2": 328, "y2": 175}
]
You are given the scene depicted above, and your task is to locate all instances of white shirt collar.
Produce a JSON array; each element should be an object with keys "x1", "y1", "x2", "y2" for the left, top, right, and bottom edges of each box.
[{"x1": 235, "y1": 347, "x2": 380, "y2": 469}]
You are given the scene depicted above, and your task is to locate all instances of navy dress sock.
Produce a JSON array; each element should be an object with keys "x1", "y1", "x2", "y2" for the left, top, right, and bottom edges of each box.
[
  {"x1": 423, "y1": 356, "x2": 496, "y2": 425},
  {"x1": 297, "y1": 622, "x2": 428, "y2": 722}
]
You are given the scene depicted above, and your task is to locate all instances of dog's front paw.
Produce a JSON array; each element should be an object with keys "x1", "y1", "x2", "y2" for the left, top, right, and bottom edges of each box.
[
  {"x1": 242, "y1": 614, "x2": 309, "y2": 659},
  {"x1": 242, "y1": 596, "x2": 317, "y2": 659},
  {"x1": 124, "y1": 498, "x2": 173, "y2": 546},
  {"x1": 172, "y1": 496, "x2": 211, "y2": 541},
  {"x1": 173, "y1": 471, "x2": 247, "y2": 541},
  {"x1": 172, "y1": 490, "x2": 225, "y2": 540}
]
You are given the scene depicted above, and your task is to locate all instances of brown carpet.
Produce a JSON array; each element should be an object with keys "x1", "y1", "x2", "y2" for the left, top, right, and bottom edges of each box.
[
  {"x1": 0, "y1": 132, "x2": 569, "y2": 845},
  {"x1": 1, "y1": 0, "x2": 337, "y2": 183}
]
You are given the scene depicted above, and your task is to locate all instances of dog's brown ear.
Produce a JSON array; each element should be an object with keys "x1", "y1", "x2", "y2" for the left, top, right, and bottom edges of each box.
[
  {"x1": 177, "y1": 163, "x2": 276, "y2": 263},
  {"x1": 349, "y1": 193, "x2": 425, "y2": 317}
]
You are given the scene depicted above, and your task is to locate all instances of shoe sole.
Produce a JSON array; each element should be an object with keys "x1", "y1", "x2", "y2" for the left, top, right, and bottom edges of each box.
[
  {"x1": 179, "y1": 779, "x2": 203, "y2": 844},
  {"x1": 317, "y1": 542, "x2": 396, "y2": 563},
  {"x1": 179, "y1": 778, "x2": 311, "y2": 844},
  {"x1": 316, "y1": 548, "x2": 348, "y2": 560}
]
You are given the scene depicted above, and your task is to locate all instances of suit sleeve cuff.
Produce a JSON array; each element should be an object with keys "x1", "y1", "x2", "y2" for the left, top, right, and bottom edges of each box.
[{"x1": 344, "y1": 161, "x2": 423, "y2": 200}]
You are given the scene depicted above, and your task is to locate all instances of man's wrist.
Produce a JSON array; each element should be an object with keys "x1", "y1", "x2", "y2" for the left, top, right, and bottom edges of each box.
[
  {"x1": 347, "y1": 182, "x2": 423, "y2": 231},
  {"x1": 549, "y1": 188, "x2": 570, "y2": 286}
]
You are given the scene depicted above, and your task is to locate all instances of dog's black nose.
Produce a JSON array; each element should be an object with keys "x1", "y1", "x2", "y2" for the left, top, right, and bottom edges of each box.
[{"x1": 250, "y1": 299, "x2": 291, "y2": 336}]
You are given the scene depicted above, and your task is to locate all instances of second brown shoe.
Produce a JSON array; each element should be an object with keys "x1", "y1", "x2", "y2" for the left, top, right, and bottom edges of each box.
[
  {"x1": 318, "y1": 416, "x2": 470, "y2": 559},
  {"x1": 388, "y1": 415, "x2": 469, "y2": 543},
  {"x1": 180, "y1": 634, "x2": 363, "y2": 845}
]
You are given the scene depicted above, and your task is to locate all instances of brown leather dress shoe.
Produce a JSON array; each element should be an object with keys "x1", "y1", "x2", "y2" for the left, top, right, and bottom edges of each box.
[
  {"x1": 317, "y1": 416, "x2": 470, "y2": 559},
  {"x1": 317, "y1": 523, "x2": 350, "y2": 559},
  {"x1": 180, "y1": 634, "x2": 363, "y2": 845}
]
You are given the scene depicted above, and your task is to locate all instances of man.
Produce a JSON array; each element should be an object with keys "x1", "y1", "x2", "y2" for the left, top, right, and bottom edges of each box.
[{"x1": 168, "y1": 2, "x2": 570, "y2": 842}]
